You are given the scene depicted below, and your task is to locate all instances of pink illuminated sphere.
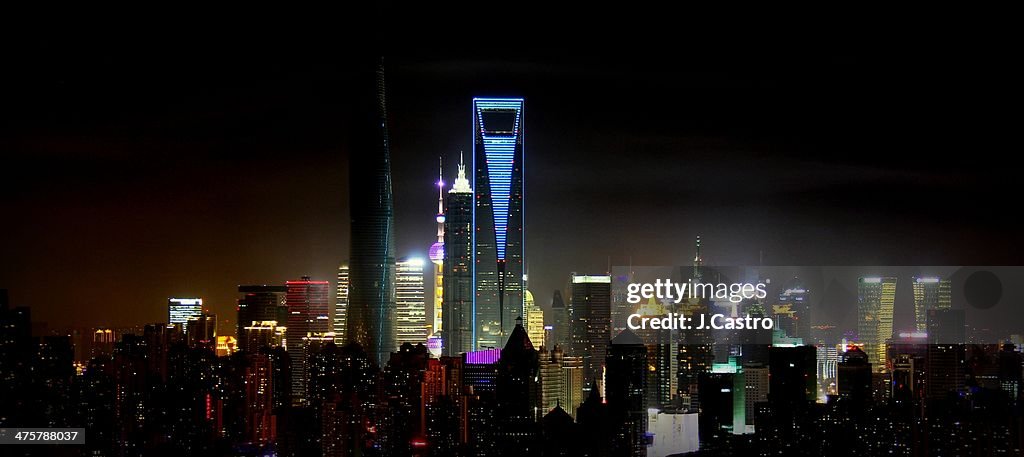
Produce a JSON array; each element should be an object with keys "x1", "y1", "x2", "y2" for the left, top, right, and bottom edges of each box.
[{"x1": 429, "y1": 242, "x2": 445, "y2": 263}]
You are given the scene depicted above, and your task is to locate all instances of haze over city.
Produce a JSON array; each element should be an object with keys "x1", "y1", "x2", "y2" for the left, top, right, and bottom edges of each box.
[{"x1": 3, "y1": 31, "x2": 1019, "y2": 331}]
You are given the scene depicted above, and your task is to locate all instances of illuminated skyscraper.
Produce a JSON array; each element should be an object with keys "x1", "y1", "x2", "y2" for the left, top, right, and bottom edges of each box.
[
  {"x1": 285, "y1": 276, "x2": 330, "y2": 404},
  {"x1": 561, "y1": 354, "x2": 585, "y2": 416},
  {"x1": 396, "y1": 257, "x2": 427, "y2": 347},
  {"x1": 463, "y1": 347, "x2": 501, "y2": 456},
  {"x1": 237, "y1": 285, "x2": 286, "y2": 352},
  {"x1": 816, "y1": 344, "x2": 839, "y2": 402},
  {"x1": 168, "y1": 298, "x2": 202, "y2": 330},
  {"x1": 678, "y1": 238, "x2": 713, "y2": 410},
  {"x1": 442, "y1": 155, "x2": 474, "y2": 356},
  {"x1": 857, "y1": 276, "x2": 897, "y2": 371},
  {"x1": 92, "y1": 328, "x2": 115, "y2": 357},
  {"x1": 912, "y1": 276, "x2": 951, "y2": 332},
  {"x1": 334, "y1": 265, "x2": 349, "y2": 343},
  {"x1": 562, "y1": 355, "x2": 585, "y2": 417},
  {"x1": 539, "y1": 345, "x2": 563, "y2": 413},
  {"x1": 570, "y1": 274, "x2": 612, "y2": 394},
  {"x1": 774, "y1": 278, "x2": 810, "y2": 341},
  {"x1": 242, "y1": 321, "x2": 283, "y2": 352},
  {"x1": 473, "y1": 98, "x2": 525, "y2": 349},
  {"x1": 430, "y1": 161, "x2": 446, "y2": 339},
  {"x1": 347, "y1": 58, "x2": 397, "y2": 367},
  {"x1": 677, "y1": 298, "x2": 713, "y2": 411},
  {"x1": 635, "y1": 297, "x2": 675, "y2": 409},
  {"x1": 525, "y1": 290, "x2": 545, "y2": 349}
]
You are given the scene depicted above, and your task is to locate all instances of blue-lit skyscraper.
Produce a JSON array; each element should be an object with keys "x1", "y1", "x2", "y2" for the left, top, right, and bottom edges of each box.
[{"x1": 473, "y1": 98, "x2": 525, "y2": 350}]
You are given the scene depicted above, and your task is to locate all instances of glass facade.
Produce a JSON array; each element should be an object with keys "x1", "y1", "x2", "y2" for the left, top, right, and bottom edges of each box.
[
  {"x1": 473, "y1": 98, "x2": 525, "y2": 350},
  {"x1": 396, "y1": 258, "x2": 427, "y2": 346},
  {"x1": 334, "y1": 265, "x2": 349, "y2": 343},
  {"x1": 570, "y1": 274, "x2": 612, "y2": 393},
  {"x1": 285, "y1": 276, "x2": 330, "y2": 404},
  {"x1": 912, "y1": 276, "x2": 952, "y2": 332},
  {"x1": 525, "y1": 290, "x2": 545, "y2": 349},
  {"x1": 347, "y1": 59, "x2": 397, "y2": 367},
  {"x1": 857, "y1": 277, "x2": 897, "y2": 370},
  {"x1": 442, "y1": 156, "x2": 474, "y2": 356}
]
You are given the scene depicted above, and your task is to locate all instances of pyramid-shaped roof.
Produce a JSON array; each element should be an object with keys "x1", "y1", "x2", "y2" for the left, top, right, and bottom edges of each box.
[{"x1": 503, "y1": 318, "x2": 535, "y2": 353}]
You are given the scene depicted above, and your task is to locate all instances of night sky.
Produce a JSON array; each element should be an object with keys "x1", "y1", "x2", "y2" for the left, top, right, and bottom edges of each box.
[{"x1": 2, "y1": 24, "x2": 1020, "y2": 331}]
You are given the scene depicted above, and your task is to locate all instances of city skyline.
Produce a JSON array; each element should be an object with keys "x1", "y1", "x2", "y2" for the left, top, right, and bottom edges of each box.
[{"x1": 2, "y1": 17, "x2": 1022, "y2": 456}]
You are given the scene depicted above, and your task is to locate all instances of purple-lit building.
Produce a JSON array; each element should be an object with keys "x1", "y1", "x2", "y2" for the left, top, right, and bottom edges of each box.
[{"x1": 465, "y1": 348, "x2": 502, "y2": 365}]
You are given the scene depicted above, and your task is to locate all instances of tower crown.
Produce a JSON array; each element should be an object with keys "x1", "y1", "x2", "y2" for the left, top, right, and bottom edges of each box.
[{"x1": 450, "y1": 151, "x2": 473, "y2": 194}]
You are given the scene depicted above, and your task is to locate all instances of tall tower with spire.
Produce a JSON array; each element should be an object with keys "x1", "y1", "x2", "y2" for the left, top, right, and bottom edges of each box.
[
  {"x1": 347, "y1": 58, "x2": 397, "y2": 367},
  {"x1": 429, "y1": 158, "x2": 446, "y2": 340},
  {"x1": 473, "y1": 97, "x2": 526, "y2": 350},
  {"x1": 425, "y1": 158, "x2": 447, "y2": 356},
  {"x1": 441, "y1": 153, "x2": 474, "y2": 356}
]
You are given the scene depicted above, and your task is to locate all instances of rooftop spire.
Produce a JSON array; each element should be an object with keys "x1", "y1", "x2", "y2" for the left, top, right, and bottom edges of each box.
[
  {"x1": 694, "y1": 235, "x2": 702, "y2": 264},
  {"x1": 435, "y1": 156, "x2": 445, "y2": 243},
  {"x1": 693, "y1": 235, "x2": 703, "y2": 281},
  {"x1": 450, "y1": 150, "x2": 472, "y2": 194},
  {"x1": 437, "y1": 156, "x2": 444, "y2": 200}
]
